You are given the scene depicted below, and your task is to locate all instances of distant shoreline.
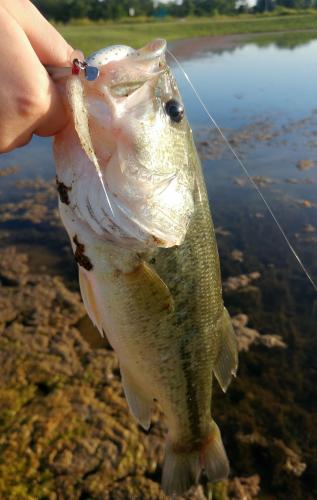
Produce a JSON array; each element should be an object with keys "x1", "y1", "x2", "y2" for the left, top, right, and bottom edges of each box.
[
  {"x1": 58, "y1": 15, "x2": 317, "y2": 54},
  {"x1": 168, "y1": 28, "x2": 317, "y2": 59}
]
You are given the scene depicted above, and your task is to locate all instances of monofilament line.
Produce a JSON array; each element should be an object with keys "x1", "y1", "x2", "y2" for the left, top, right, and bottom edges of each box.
[{"x1": 167, "y1": 49, "x2": 317, "y2": 293}]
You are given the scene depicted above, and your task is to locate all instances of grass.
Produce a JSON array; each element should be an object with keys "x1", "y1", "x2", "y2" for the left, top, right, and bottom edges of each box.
[{"x1": 56, "y1": 14, "x2": 317, "y2": 54}]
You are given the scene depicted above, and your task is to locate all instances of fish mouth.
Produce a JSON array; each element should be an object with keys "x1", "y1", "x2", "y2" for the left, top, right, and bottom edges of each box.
[
  {"x1": 86, "y1": 39, "x2": 167, "y2": 97},
  {"x1": 86, "y1": 39, "x2": 167, "y2": 70}
]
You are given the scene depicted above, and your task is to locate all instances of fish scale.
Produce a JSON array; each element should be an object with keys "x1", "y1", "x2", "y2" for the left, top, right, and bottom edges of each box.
[{"x1": 54, "y1": 38, "x2": 238, "y2": 495}]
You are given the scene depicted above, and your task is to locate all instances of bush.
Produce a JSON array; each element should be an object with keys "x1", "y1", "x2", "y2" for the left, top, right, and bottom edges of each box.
[{"x1": 275, "y1": 6, "x2": 303, "y2": 14}]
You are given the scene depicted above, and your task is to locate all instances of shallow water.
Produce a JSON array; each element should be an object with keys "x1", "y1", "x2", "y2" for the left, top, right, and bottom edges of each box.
[
  {"x1": 173, "y1": 39, "x2": 317, "y2": 288},
  {"x1": 6, "y1": 39, "x2": 317, "y2": 278},
  {"x1": 176, "y1": 39, "x2": 317, "y2": 126},
  {"x1": 0, "y1": 36, "x2": 316, "y2": 323},
  {"x1": 1, "y1": 34, "x2": 317, "y2": 499}
]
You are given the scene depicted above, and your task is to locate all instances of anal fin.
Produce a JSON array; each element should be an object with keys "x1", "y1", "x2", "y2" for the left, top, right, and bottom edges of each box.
[
  {"x1": 120, "y1": 367, "x2": 153, "y2": 431},
  {"x1": 161, "y1": 445, "x2": 200, "y2": 495},
  {"x1": 213, "y1": 307, "x2": 238, "y2": 392}
]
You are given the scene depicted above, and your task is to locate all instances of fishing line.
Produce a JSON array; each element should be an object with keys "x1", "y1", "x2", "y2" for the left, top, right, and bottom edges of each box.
[{"x1": 167, "y1": 49, "x2": 317, "y2": 293}]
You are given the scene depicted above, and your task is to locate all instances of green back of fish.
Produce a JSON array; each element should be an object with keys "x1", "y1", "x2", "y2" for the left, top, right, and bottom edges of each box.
[
  {"x1": 146, "y1": 133, "x2": 223, "y2": 434},
  {"x1": 89, "y1": 130, "x2": 225, "y2": 440}
]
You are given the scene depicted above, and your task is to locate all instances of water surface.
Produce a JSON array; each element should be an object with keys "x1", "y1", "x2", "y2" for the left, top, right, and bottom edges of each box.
[{"x1": 1, "y1": 34, "x2": 317, "y2": 499}]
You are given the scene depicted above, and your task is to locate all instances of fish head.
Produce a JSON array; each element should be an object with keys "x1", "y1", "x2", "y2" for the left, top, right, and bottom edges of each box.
[{"x1": 55, "y1": 39, "x2": 195, "y2": 248}]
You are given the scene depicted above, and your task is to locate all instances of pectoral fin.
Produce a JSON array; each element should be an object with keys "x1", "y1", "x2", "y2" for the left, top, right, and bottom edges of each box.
[
  {"x1": 213, "y1": 308, "x2": 238, "y2": 392},
  {"x1": 79, "y1": 269, "x2": 103, "y2": 335},
  {"x1": 123, "y1": 261, "x2": 174, "y2": 314},
  {"x1": 120, "y1": 367, "x2": 153, "y2": 430}
]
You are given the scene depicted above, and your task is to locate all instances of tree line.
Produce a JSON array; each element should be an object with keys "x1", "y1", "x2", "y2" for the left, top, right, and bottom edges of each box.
[{"x1": 33, "y1": 0, "x2": 317, "y2": 23}]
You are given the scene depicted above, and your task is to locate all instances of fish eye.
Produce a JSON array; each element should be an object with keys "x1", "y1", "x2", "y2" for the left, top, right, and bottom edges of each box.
[{"x1": 165, "y1": 99, "x2": 184, "y2": 123}]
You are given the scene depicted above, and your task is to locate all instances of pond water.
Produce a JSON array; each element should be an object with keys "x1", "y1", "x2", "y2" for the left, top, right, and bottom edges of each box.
[
  {"x1": 2, "y1": 35, "x2": 316, "y2": 285},
  {"x1": 1, "y1": 34, "x2": 317, "y2": 499},
  {"x1": 173, "y1": 38, "x2": 317, "y2": 291},
  {"x1": 176, "y1": 39, "x2": 317, "y2": 127}
]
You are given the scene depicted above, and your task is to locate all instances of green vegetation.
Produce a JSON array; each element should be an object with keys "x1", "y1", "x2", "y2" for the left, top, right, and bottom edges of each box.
[
  {"x1": 34, "y1": 0, "x2": 235, "y2": 22},
  {"x1": 57, "y1": 14, "x2": 317, "y2": 53},
  {"x1": 34, "y1": 0, "x2": 317, "y2": 22}
]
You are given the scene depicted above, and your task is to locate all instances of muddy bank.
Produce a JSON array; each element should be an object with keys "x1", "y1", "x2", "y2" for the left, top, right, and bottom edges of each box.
[
  {"x1": 0, "y1": 245, "x2": 270, "y2": 499},
  {"x1": 0, "y1": 164, "x2": 313, "y2": 498},
  {"x1": 0, "y1": 177, "x2": 302, "y2": 499}
]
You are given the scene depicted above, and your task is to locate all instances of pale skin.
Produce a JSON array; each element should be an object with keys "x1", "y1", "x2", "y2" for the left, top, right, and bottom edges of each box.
[{"x1": 0, "y1": 0, "x2": 74, "y2": 153}]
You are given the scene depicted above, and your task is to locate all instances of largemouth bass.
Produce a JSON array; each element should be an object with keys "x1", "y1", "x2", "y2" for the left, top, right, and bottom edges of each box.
[{"x1": 53, "y1": 39, "x2": 238, "y2": 495}]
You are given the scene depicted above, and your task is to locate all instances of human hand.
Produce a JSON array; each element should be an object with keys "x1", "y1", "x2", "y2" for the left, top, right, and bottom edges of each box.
[{"x1": 0, "y1": 0, "x2": 73, "y2": 153}]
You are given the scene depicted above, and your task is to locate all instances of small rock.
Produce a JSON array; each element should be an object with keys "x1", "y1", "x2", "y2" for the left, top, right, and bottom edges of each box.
[
  {"x1": 0, "y1": 247, "x2": 29, "y2": 286},
  {"x1": 223, "y1": 272, "x2": 260, "y2": 293},
  {"x1": 215, "y1": 226, "x2": 231, "y2": 237},
  {"x1": 259, "y1": 334, "x2": 287, "y2": 349},
  {"x1": 228, "y1": 474, "x2": 261, "y2": 500},
  {"x1": 234, "y1": 177, "x2": 248, "y2": 187},
  {"x1": 303, "y1": 224, "x2": 315, "y2": 233},
  {"x1": 232, "y1": 314, "x2": 249, "y2": 328},
  {"x1": 230, "y1": 250, "x2": 244, "y2": 262},
  {"x1": 237, "y1": 432, "x2": 268, "y2": 447},
  {"x1": 232, "y1": 314, "x2": 287, "y2": 352},
  {"x1": 296, "y1": 159, "x2": 315, "y2": 171},
  {"x1": 0, "y1": 165, "x2": 19, "y2": 177},
  {"x1": 274, "y1": 440, "x2": 306, "y2": 477},
  {"x1": 0, "y1": 178, "x2": 60, "y2": 226},
  {"x1": 297, "y1": 199, "x2": 316, "y2": 208},
  {"x1": 285, "y1": 178, "x2": 299, "y2": 184},
  {"x1": 234, "y1": 176, "x2": 275, "y2": 188},
  {"x1": 252, "y1": 176, "x2": 275, "y2": 187}
]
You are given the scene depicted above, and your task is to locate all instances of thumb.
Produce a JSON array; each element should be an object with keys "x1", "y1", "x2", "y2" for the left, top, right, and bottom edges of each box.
[
  {"x1": 2, "y1": 0, "x2": 74, "y2": 137},
  {"x1": 1, "y1": 0, "x2": 74, "y2": 66}
]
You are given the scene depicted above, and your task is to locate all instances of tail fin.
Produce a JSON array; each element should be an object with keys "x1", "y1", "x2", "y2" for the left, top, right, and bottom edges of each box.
[
  {"x1": 161, "y1": 444, "x2": 200, "y2": 495},
  {"x1": 161, "y1": 420, "x2": 229, "y2": 495}
]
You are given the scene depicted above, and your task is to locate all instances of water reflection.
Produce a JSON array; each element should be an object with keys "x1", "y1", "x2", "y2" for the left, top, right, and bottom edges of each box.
[{"x1": 174, "y1": 38, "x2": 317, "y2": 127}]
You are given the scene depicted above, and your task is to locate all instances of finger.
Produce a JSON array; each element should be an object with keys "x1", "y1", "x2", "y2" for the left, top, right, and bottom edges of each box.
[
  {"x1": 34, "y1": 80, "x2": 70, "y2": 137},
  {"x1": 1, "y1": 0, "x2": 74, "y2": 66},
  {"x1": 0, "y1": 6, "x2": 68, "y2": 150}
]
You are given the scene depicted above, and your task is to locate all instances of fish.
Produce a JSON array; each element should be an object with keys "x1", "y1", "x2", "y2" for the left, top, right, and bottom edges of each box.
[{"x1": 53, "y1": 38, "x2": 238, "y2": 495}]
